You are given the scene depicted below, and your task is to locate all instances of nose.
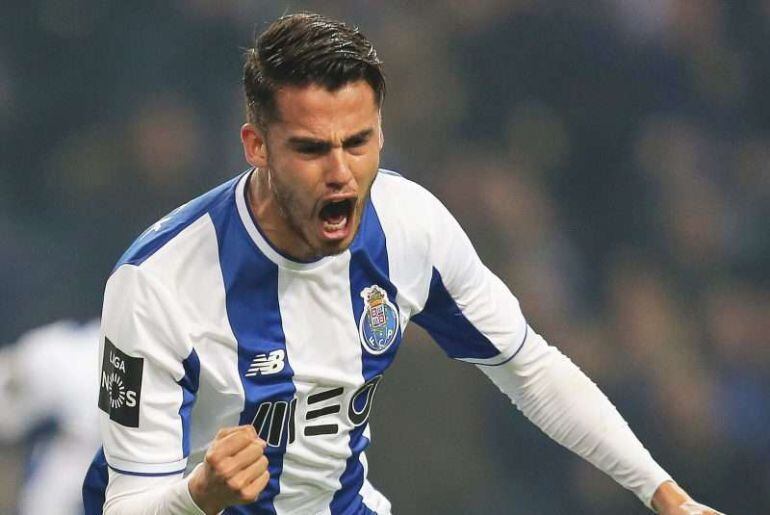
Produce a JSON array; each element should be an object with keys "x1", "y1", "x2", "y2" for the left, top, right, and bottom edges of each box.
[{"x1": 324, "y1": 147, "x2": 353, "y2": 189}]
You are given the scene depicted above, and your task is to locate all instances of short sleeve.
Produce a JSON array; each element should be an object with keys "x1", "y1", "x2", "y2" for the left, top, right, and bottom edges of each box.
[
  {"x1": 98, "y1": 264, "x2": 199, "y2": 476},
  {"x1": 411, "y1": 191, "x2": 528, "y2": 366}
]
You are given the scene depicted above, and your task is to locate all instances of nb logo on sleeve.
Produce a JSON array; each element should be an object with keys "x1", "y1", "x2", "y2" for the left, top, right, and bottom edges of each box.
[{"x1": 245, "y1": 349, "x2": 285, "y2": 377}]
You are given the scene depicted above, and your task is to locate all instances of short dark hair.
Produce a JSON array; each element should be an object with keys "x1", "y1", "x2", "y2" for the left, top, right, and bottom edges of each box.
[{"x1": 243, "y1": 13, "x2": 386, "y2": 130}]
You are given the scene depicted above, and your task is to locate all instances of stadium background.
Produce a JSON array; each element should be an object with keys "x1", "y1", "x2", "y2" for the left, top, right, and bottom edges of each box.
[{"x1": 1, "y1": 1, "x2": 769, "y2": 513}]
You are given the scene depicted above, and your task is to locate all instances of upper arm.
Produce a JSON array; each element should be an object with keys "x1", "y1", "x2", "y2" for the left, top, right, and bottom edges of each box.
[
  {"x1": 99, "y1": 264, "x2": 199, "y2": 476},
  {"x1": 410, "y1": 188, "x2": 528, "y2": 365}
]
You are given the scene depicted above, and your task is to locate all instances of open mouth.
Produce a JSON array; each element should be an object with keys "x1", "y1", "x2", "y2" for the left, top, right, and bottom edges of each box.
[{"x1": 318, "y1": 198, "x2": 355, "y2": 239}]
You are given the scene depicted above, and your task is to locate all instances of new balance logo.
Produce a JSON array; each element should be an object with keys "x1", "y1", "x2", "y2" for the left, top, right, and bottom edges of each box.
[{"x1": 246, "y1": 349, "x2": 285, "y2": 377}]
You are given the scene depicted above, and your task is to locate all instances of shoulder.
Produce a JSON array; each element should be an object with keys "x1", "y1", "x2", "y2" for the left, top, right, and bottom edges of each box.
[
  {"x1": 367, "y1": 168, "x2": 462, "y2": 271},
  {"x1": 370, "y1": 168, "x2": 445, "y2": 224},
  {"x1": 371, "y1": 168, "x2": 433, "y2": 203},
  {"x1": 105, "y1": 173, "x2": 246, "y2": 325},
  {"x1": 371, "y1": 168, "x2": 457, "y2": 237},
  {"x1": 114, "y1": 173, "x2": 244, "y2": 271}
]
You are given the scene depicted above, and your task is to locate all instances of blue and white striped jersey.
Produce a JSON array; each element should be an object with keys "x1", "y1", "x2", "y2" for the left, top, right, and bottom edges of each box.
[{"x1": 83, "y1": 169, "x2": 528, "y2": 514}]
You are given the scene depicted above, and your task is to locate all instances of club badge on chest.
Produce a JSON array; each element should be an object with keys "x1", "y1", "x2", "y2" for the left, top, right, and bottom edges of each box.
[{"x1": 358, "y1": 285, "x2": 399, "y2": 355}]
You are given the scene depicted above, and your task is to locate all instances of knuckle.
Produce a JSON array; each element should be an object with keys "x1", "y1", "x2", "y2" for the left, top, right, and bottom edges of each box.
[
  {"x1": 239, "y1": 484, "x2": 260, "y2": 502},
  {"x1": 211, "y1": 457, "x2": 232, "y2": 477},
  {"x1": 227, "y1": 476, "x2": 245, "y2": 492},
  {"x1": 205, "y1": 453, "x2": 221, "y2": 468},
  {"x1": 252, "y1": 441, "x2": 266, "y2": 455},
  {"x1": 237, "y1": 490, "x2": 255, "y2": 503},
  {"x1": 243, "y1": 483, "x2": 262, "y2": 500}
]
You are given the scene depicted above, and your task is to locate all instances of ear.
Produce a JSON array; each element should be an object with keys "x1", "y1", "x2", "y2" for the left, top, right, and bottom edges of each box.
[
  {"x1": 377, "y1": 112, "x2": 384, "y2": 150},
  {"x1": 241, "y1": 123, "x2": 268, "y2": 168}
]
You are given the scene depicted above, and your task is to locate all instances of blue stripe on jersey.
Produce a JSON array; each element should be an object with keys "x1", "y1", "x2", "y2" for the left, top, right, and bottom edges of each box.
[
  {"x1": 82, "y1": 448, "x2": 108, "y2": 515},
  {"x1": 106, "y1": 465, "x2": 186, "y2": 476},
  {"x1": 412, "y1": 267, "x2": 500, "y2": 360},
  {"x1": 208, "y1": 193, "x2": 296, "y2": 515},
  {"x1": 178, "y1": 349, "x2": 201, "y2": 458},
  {"x1": 330, "y1": 200, "x2": 401, "y2": 514},
  {"x1": 114, "y1": 173, "x2": 244, "y2": 270},
  {"x1": 483, "y1": 325, "x2": 529, "y2": 367}
]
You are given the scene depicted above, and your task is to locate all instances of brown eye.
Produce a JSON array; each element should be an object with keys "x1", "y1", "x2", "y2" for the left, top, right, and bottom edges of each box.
[
  {"x1": 295, "y1": 143, "x2": 327, "y2": 155},
  {"x1": 343, "y1": 132, "x2": 372, "y2": 151},
  {"x1": 345, "y1": 136, "x2": 366, "y2": 148}
]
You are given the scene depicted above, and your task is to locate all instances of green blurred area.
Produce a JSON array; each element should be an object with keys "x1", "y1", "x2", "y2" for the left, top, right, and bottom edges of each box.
[{"x1": 1, "y1": 1, "x2": 768, "y2": 513}]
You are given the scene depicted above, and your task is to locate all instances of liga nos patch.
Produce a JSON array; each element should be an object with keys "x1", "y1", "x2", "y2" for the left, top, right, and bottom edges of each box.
[{"x1": 98, "y1": 337, "x2": 143, "y2": 427}]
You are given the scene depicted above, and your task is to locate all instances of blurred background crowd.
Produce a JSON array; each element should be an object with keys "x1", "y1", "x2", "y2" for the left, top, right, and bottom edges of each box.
[{"x1": 1, "y1": 1, "x2": 768, "y2": 514}]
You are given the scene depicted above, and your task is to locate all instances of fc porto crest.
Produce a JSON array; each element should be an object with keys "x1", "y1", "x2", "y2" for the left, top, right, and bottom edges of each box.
[{"x1": 358, "y1": 285, "x2": 399, "y2": 355}]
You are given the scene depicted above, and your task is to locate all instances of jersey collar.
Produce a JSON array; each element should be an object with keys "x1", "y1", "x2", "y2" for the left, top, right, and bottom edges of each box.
[{"x1": 235, "y1": 170, "x2": 340, "y2": 272}]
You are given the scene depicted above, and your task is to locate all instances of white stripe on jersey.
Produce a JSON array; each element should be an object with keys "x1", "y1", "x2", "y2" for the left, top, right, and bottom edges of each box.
[
  {"x1": 154, "y1": 214, "x2": 245, "y2": 465},
  {"x1": 273, "y1": 253, "x2": 362, "y2": 513}
]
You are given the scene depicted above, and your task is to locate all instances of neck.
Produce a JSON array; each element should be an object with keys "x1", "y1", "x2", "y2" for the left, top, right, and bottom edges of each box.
[{"x1": 247, "y1": 169, "x2": 315, "y2": 261}]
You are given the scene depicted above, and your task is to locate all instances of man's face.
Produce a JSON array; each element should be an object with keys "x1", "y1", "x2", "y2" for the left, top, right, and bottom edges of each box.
[{"x1": 243, "y1": 80, "x2": 383, "y2": 260}]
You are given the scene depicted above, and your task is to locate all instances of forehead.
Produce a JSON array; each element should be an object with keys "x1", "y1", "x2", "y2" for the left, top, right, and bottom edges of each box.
[{"x1": 270, "y1": 81, "x2": 379, "y2": 136}]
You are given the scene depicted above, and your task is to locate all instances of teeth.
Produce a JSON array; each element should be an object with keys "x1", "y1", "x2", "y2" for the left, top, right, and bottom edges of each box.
[{"x1": 323, "y1": 216, "x2": 348, "y2": 231}]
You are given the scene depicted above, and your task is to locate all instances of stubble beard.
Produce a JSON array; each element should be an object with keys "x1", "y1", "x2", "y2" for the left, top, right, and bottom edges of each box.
[
  {"x1": 263, "y1": 167, "x2": 321, "y2": 258},
  {"x1": 262, "y1": 164, "x2": 377, "y2": 260}
]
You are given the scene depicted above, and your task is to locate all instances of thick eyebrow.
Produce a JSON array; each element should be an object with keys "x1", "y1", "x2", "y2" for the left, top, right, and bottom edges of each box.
[
  {"x1": 287, "y1": 128, "x2": 375, "y2": 153},
  {"x1": 341, "y1": 128, "x2": 374, "y2": 147}
]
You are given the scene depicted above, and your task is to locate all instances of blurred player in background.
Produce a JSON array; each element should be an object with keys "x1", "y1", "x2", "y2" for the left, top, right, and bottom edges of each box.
[
  {"x1": 0, "y1": 319, "x2": 100, "y2": 515},
  {"x1": 83, "y1": 13, "x2": 723, "y2": 515}
]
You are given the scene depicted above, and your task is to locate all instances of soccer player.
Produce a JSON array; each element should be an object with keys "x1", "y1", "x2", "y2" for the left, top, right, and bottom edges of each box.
[
  {"x1": 83, "y1": 13, "x2": 723, "y2": 515},
  {"x1": 0, "y1": 319, "x2": 101, "y2": 515}
]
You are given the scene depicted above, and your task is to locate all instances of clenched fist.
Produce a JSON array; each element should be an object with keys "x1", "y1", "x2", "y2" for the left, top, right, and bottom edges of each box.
[{"x1": 188, "y1": 425, "x2": 270, "y2": 515}]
